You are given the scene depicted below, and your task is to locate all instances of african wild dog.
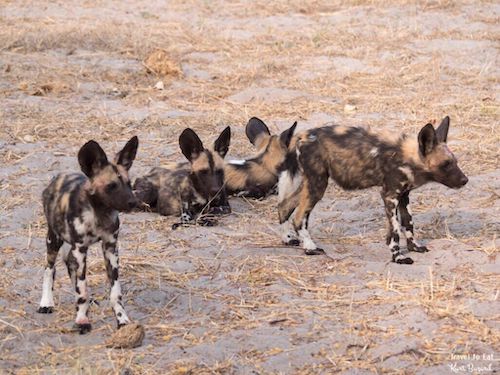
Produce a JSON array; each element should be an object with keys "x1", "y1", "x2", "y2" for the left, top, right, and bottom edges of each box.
[
  {"x1": 278, "y1": 116, "x2": 468, "y2": 264},
  {"x1": 224, "y1": 117, "x2": 297, "y2": 198},
  {"x1": 38, "y1": 136, "x2": 139, "y2": 333},
  {"x1": 133, "y1": 127, "x2": 231, "y2": 226}
]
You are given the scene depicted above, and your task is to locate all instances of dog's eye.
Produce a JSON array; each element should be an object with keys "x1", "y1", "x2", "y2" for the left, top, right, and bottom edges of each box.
[
  {"x1": 440, "y1": 161, "x2": 453, "y2": 170},
  {"x1": 106, "y1": 182, "x2": 118, "y2": 193},
  {"x1": 199, "y1": 169, "x2": 210, "y2": 176},
  {"x1": 216, "y1": 170, "x2": 224, "y2": 177}
]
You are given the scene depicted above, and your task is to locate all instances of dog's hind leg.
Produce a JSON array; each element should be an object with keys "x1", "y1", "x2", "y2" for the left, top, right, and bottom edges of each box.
[
  {"x1": 277, "y1": 171, "x2": 302, "y2": 245},
  {"x1": 291, "y1": 175, "x2": 328, "y2": 255},
  {"x1": 38, "y1": 228, "x2": 63, "y2": 313},
  {"x1": 102, "y1": 232, "x2": 130, "y2": 328}
]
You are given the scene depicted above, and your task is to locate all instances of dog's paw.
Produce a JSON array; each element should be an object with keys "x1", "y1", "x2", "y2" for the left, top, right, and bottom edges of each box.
[
  {"x1": 209, "y1": 206, "x2": 231, "y2": 215},
  {"x1": 37, "y1": 306, "x2": 54, "y2": 314},
  {"x1": 393, "y1": 255, "x2": 414, "y2": 264},
  {"x1": 408, "y1": 244, "x2": 429, "y2": 253},
  {"x1": 198, "y1": 217, "x2": 218, "y2": 227},
  {"x1": 73, "y1": 322, "x2": 92, "y2": 334},
  {"x1": 284, "y1": 238, "x2": 300, "y2": 246},
  {"x1": 305, "y1": 248, "x2": 325, "y2": 255}
]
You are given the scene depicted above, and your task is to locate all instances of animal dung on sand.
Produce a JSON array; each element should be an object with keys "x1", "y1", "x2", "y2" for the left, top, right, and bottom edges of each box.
[
  {"x1": 143, "y1": 49, "x2": 182, "y2": 78},
  {"x1": 106, "y1": 323, "x2": 145, "y2": 349}
]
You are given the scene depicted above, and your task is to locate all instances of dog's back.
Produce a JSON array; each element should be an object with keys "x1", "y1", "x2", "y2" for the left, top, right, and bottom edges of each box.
[
  {"x1": 292, "y1": 125, "x2": 403, "y2": 190},
  {"x1": 134, "y1": 164, "x2": 204, "y2": 216}
]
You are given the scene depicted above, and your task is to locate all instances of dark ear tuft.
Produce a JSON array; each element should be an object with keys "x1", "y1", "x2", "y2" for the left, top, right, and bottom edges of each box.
[
  {"x1": 418, "y1": 123, "x2": 437, "y2": 157},
  {"x1": 435, "y1": 116, "x2": 450, "y2": 143},
  {"x1": 214, "y1": 126, "x2": 231, "y2": 158},
  {"x1": 179, "y1": 128, "x2": 204, "y2": 162},
  {"x1": 78, "y1": 140, "x2": 108, "y2": 177},
  {"x1": 279, "y1": 121, "x2": 297, "y2": 148},
  {"x1": 245, "y1": 117, "x2": 271, "y2": 146},
  {"x1": 115, "y1": 136, "x2": 138, "y2": 170}
]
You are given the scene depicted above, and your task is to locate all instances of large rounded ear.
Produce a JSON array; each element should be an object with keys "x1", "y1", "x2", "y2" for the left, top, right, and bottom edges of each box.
[
  {"x1": 435, "y1": 116, "x2": 450, "y2": 143},
  {"x1": 115, "y1": 136, "x2": 138, "y2": 170},
  {"x1": 418, "y1": 123, "x2": 437, "y2": 157},
  {"x1": 279, "y1": 121, "x2": 297, "y2": 148},
  {"x1": 179, "y1": 128, "x2": 204, "y2": 162},
  {"x1": 245, "y1": 117, "x2": 271, "y2": 147},
  {"x1": 214, "y1": 126, "x2": 231, "y2": 158},
  {"x1": 78, "y1": 140, "x2": 108, "y2": 177}
]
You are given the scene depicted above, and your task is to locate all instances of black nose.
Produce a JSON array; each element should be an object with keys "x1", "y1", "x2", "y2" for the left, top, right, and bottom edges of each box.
[
  {"x1": 460, "y1": 176, "x2": 468, "y2": 186},
  {"x1": 127, "y1": 199, "x2": 137, "y2": 209}
]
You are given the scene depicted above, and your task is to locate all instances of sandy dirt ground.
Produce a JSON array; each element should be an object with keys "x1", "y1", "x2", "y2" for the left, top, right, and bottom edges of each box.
[{"x1": 0, "y1": 0, "x2": 499, "y2": 373}]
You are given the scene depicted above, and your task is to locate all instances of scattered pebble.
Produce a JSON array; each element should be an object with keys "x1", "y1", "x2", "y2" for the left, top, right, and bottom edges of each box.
[
  {"x1": 344, "y1": 104, "x2": 357, "y2": 113},
  {"x1": 154, "y1": 81, "x2": 164, "y2": 90}
]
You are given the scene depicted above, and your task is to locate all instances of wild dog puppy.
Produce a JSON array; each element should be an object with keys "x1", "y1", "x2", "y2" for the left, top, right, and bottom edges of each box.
[
  {"x1": 133, "y1": 127, "x2": 231, "y2": 226},
  {"x1": 278, "y1": 117, "x2": 468, "y2": 264},
  {"x1": 38, "y1": 137, "x2": 139, "y2": 333},
  {"x1": 224, "y1": 117, "x2": 297, "y2": 198}
]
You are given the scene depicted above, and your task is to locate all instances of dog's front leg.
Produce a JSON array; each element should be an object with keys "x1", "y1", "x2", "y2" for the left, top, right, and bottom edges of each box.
[
  {"x1": 398, "y1": 192, "x2": 429, "y2": 253},
  {"x1": 382, "y1": 191, "x2": 413, "y2": 264},
  {"x1": 71, "y1": 244, "x2": 92, "y2": 333},
  {"x1": 102, "y1": 232, "x2": 130, "y2": 328}
]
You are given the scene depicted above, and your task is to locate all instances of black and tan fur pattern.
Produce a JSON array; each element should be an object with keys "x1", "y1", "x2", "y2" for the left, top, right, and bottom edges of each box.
[
  {"x1": 38, "y1": 137, "x2": 139, "y2": 333},
  {"x1": 224, "y1": 117, "x2": 296, "y2": 198},
  {"x1": 278, "y1": 117, "x2": 468, "y2": 264},
  {"x1": 134, "y1": 127, "x2": 231, "y2": 227}
]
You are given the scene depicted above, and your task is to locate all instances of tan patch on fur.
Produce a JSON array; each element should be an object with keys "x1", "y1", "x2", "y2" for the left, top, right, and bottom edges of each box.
[
  {"x1": 224, "y1": 166, "x2": 247, "y2": 190},
  {"x1": 212, "y1": 153, "x2": 225, "y2": 171},
  {"x1": 159, "y1": 162, "x2": 181, "y2": 170},
  {"x1": 54, "y1": 175, "x2": 66, "y2": 192},
  {"x1": 401, "y1": 138, "x2": 424, "y2": 168},
  {"x1": 370, "y1": 128, "x2": 401, "y2": 144},
  {"x1": 59, "y1": 192, "x2": 70, "y2": 212},
  {"x1": 292, "y1": 178, "x2": 311, "y2": 229},
  {"x1": 333, "y1": 126, "x2": 349, "y2": 135},
  {"x1": 116, "y1": 164, "x2": 129, "y2": 179},
  {"x1": 261, "y1": 137, "x2": 286, "y2": 174},
  {"x1": 292, "y1": 132, "x2": 313, "y2": 150},
  {"x1": 92, "y1": 165, "x2": 120, "y2": 193},
  {"x1": 426, "y1": 144, "x2": 454, "y2": 169},
  {"x1": 254, "y1": 134, "x2": 271, "y2": 151},
  {"x1": 191, "y1": 152, "x2": 210, "y2": 172}
]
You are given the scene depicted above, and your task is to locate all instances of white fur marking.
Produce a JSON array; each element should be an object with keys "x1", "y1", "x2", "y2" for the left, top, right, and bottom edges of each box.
[
  {"x1": 281, "y1": 221, "x2": 298, "y2": 243},
  {"x1": 278, "y1": 171, "x2": 302, "y2": 202},
  {"x1": 399, "y1": 166, "x2": 414, "y2": 183},
  {"x1": 106, "y1": 252, "x2": 119, "y2": 269},
  {"x1": 298, "y1": 228, "x2": 317, "y2": 250},
  {"x1": 39, "y1": 267, "x2": 55, "y2": 307},
  {"x1": 369, "y1": 147, "x2": 378, "y2": 157},
  {"x1": 389, "y1": 238, "x2": 398, "y2": 249},
  {"x1": 229, "y1": 159, "x2": 246, "y2": 166},
  {"x1": 110, "y1": 282, "x2": 122, "y2": 305}
]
